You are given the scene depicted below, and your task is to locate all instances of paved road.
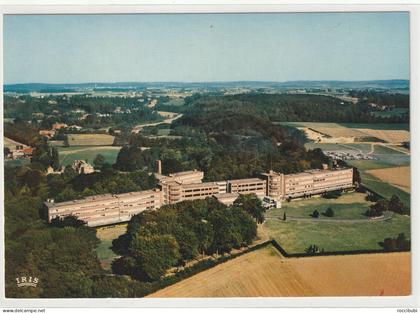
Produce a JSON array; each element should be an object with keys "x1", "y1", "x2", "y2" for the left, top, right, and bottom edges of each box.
[
  {"x1": 132, "y1": 112, "x2": 183, "y2": 134},
  {"x1": 266, "y1": 211, "x2": 394, "y2": 223}
]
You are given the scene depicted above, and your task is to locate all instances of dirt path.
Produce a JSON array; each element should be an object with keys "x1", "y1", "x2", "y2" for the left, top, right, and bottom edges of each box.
[
  {"x1": 367, "y1": 143, "x2": 375, "y2": 154},
  {"x1": 266, "y1": 211, "x2": 394, "y2": 223}
]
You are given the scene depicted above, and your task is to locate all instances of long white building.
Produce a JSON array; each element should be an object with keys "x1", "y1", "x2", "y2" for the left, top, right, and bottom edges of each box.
[
  {"x1": 46, "y1": 189, "x2": 163, "y2": 227},
  {"x1": 47, "y1": 165, "x2": 354, "y2": 227}
]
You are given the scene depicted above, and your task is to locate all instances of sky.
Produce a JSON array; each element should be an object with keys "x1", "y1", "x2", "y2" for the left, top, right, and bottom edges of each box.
[{"x1": 3, "y1": 13, "x2": 409, "y2": 84}]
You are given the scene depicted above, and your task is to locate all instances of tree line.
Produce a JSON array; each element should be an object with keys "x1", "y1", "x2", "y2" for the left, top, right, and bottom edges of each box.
[
  {"x1": 178, "y1": 93, "x2": 408, "y2": 123},
  {"x1": 111, "y1": 195, "x2": 262, "y2": 282}
]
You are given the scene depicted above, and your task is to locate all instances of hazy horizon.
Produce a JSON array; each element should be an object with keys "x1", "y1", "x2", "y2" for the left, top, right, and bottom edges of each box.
[
  {"x1": 4, "y1": 78, "x2": 410, "y2": 86},
  {"x1": 4, "y1": 13, "x2": 409, "y2": 84}
]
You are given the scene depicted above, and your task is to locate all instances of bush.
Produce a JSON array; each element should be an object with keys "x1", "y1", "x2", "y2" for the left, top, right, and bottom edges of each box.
[
  {"x1": 380, "y1": 233, "x2": 410, "y2": 251},
  {"x1": 365, "y1": 192, "x2": 380, "y2": 202},
  {"x1": 322, "y1": 190, "x2": 342, "y2": 199},
  {"x1": 323, "y1": 207, "x2": 334, "y2": 217},
  {"x1": 311, "y1": 210, "x2": 319, "y2": 218},
  {"x1": 305, "y1": 244, "x2": 322, "y2": 255}
]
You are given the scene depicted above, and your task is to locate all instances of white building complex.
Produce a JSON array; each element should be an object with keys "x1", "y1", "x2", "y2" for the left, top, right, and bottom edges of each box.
[
  {"x1": 46, "y1": 189, "x2": 163, "y2": 227},
  {"x1": 47, "y1": 161, "x2": 354, "y2": 227}
]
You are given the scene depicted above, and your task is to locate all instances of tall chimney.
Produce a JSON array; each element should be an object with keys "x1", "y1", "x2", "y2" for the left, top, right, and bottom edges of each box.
[{"x1": 156, "y1": 160, "x2": 162, "y2": 175}]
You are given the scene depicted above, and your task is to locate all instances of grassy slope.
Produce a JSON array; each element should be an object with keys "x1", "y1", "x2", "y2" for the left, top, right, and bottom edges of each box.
[
  {"x1": 266, "y1": 192, "x2": 372, "y2": 220},
  {"x1": 57, "y1": 146, "x2": 121, "y2": 166},
  {"x1": 360, "y1": 172, "x2": 410, "y2": 207},
  {"x1": 95, "y1": 239, "x2": 117, "y2": 271},
  {"x1": 264, "y1": 214, "x2": 410, "y2": 253},
  {"x1": 94, "y1": 224, "x2": 127, "y2": 271}
]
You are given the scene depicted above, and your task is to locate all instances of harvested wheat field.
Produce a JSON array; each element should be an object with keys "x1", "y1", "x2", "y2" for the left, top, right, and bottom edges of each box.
[
  {"x1": 149, "y1": 245, "x2": 410, "y2": 297},
  {"x1": 366, "y1": 166, "x2": 410, "y2": 193},
  {"x1": 67, "y1": 134, "x2": 115, "y2": 146},
  {"x1": 358, "y1": 129, "x2": 410, "y2": 143},
  {"x1": 302, "y1": 126, "x2": 409, "y2": 144},
  {"x1": 312, "y1": 127, "x2": 366, "y2": 139},
  {"x1": 4, "y1": 137, "x2": 28, "y2": 149}
]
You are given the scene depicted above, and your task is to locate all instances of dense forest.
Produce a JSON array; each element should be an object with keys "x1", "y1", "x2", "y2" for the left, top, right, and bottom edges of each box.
[
  {"x1": 348, "y1": 90, "x2": 409, "y2": 108},
  {"x1": 163, "y1": 93, "x2": 409, "y2": 123},
  {"x1": 115, "y1": 111, "x2": 331, "y2": 181}
]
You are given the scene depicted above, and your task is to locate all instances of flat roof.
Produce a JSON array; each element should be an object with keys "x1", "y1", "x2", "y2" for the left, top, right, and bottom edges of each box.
[
  {"x1": 46, "y1": 189, "x2": 160, "y2": 208},
  {"x1": 228, "y1": 178, "x2": 265, "y2": 184},
  {"x1": 168, "y1": 170, "x2": 203, "y2": 177},
  {"x1": 213, "y1": 193, "x2": 240, "y2": 199},
  {"x1": 285, "y1": 172, "x2": 313, "y2": 178},
  {"x1": 181, "y1": 182, "x2": 218, "y2": 189}
]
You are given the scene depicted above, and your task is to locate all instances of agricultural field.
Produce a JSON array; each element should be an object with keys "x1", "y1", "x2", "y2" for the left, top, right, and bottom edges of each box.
[
  {"x1": 162, "y1": 98, "x2": 185, "y2": 106},
  {"x1": 339, "y1": 122, "x2": 409, "y2": 131},
  {"x1": 57, "y1": 146, "x2": 122, "y2": 166},
  {"x1": 281, "y1": 122, "x2": 410, "y2": 144},
  {"x1": 357, "y1": 129, "x2": 409, "y2": 143},
  {"x1": 149, "y1": 244, "x2": 410, "y2": 297},
  {"x1": 66, "y1": 134, "x2": 115, "y2": 146},
  {"x1": 4, "y1": 136, "x2": 28, "y2": 149},
  {"x1": 95, "y1": 224, "x2": 127, "y2": 270},
  {"x1": 309, "y1": 127, "x2": 366, "y2": 139},
  {"x1": 307, "y1": 127, "x2": 408, "y2": 144},
  {"x1": 277, "y1": 121, "x2": 409, "y2": 131},
  {"x1": 366, "y1": 166, "x2": 410, "y2": 193},
  {"x1": 346, "y1": 147, "x2": 410, "y2": 207},
  {"x1": 298, "y1": 122, "x2": 411, "y2": 207},
  {"x1": 48, "y1": 140, "x2": 65, "y2": 147},
  {"x1": 157, "y1": 128, "x2": 171, "y2": 136},
  {"x1": 360, "y1": 172, "x2": 411, "y2": 208}
]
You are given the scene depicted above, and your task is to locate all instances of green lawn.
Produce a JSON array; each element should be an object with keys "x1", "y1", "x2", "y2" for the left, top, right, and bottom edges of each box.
[
  {"x1": 67, "y1": 134, "x2": 115, "y2": 146},
  {"x1": 163, "y1": 98, "x2": 185, "y2": 106},
  {"x1": 343, "y1": 143, "x2": 374, "y2": 153},
  {"x1": 304, "y1": 142, "x2": 373, "y2": 153},
  {"x1": 264, "y1": 214, "x2": 410, "y2": 253},
  {"x1": 266, "y1": 192, "x2": 372, "y2": 220},
  {"x1": 304, "y1": 142, "x2": 354, "y2": 151},
  {"x1": 57, "y1": 146, "x2": 121, "y2": 166},
  {"x1": 338, "y1": 122, "x2": 409, "y2": 130},
  {"x1": 275, "y1": 122, "x2": 344, "y2": 128},
  {"x1": 347, "y1": 155, "x2": 410, "y2": 171},
  {"x1": 373, "y1": 145, "x2": 407, "y2": 155},
  {"x1": 157, "y1": 128, "x2": 171, "y2": 136},
  {"x1": 95, "y1": 239, "x2": 117, "y2": 271}
]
